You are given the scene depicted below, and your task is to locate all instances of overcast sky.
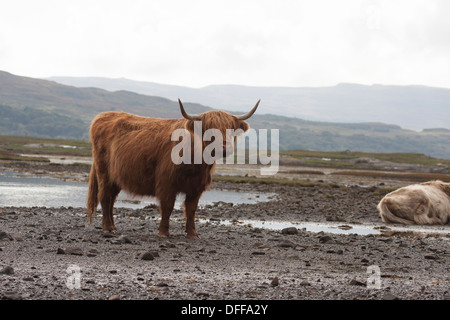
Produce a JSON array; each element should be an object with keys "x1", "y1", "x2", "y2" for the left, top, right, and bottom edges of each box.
[{"x1": 0, "y1": 0, "x2": 449, "y2": 88}]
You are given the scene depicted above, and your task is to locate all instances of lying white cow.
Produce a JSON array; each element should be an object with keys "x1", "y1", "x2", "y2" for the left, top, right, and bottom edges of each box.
[{"x1": 377, "y1": 180, "x2": 450, "y2": 225}]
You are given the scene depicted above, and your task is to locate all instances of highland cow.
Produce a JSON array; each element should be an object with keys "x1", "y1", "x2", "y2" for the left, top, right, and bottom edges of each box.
[
  {"x1": 87, "y1": 99, "x2": 259, "y2": 238},
  {"x1": 377, "y1": 180, "x2": 450, "y2": 225}
]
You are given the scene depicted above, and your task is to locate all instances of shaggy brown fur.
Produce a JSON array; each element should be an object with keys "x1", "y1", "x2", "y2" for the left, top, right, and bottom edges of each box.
[{"x1": 87, "y1": 103, "x2": 255, "y2": 238}]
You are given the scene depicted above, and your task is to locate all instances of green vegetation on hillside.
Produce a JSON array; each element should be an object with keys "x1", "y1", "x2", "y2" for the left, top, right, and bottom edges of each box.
[
  {"x1": 0, "y1": 104, "x2": 89, "y2": 139},
  {"x1": 2, "y1": 135, "x2": 450, "y2": 172},
  {"x1": 0, "y1": 135, "x2": 91, "y2": 159},
  {"x1": 244, "y1": 113, "x2": 450, "y2": 159},
  {"x1": 281, "y1": 149, "x2": 450, "y2": 167},
  {"x1": 2, "y1": 70, "x2": 450, "y2": 159}
]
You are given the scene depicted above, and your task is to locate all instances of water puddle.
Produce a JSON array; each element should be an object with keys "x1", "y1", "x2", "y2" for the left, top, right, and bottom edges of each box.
[
  {"x1": 200, "y1": 218, "x2": 450, "y2": 237},
  {"x1": 19, "y1": 154, "x2": 92, "y2": 165},
  {"x1": 2, "y1": 170, "x2": 448, "y2": 238},
  {"x1": 202, "y1": 218, "x2": 380, "y2": 235},
  {"x1": 0, "y1": 171, "x2": 275, "y2": 209}
]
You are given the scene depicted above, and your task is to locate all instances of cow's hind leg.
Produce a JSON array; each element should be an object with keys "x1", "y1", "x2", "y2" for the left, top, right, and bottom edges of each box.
[
  {"x1": 184, "y1": 193, "x2": 202, "y2": 239},
  {"x1": 158, "y1": 193, "x2": 176, "y2": 237},
  {"x1": 99, "y1": 183, "x2": 120, "y2": 232}
]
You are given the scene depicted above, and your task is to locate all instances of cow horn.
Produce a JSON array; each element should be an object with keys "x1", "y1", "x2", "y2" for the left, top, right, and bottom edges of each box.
[
  {"x1": 236, "y1": 99, "x2": 260, "y2": 120},
  {"x1": 178, "y1": 99, "x2": 201, "y2": 121}
]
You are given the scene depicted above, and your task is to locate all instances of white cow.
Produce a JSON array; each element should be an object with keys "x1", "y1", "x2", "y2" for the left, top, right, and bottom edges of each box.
[{"x1": 377, "y1": 180, "x2": 450, "y2": 225}]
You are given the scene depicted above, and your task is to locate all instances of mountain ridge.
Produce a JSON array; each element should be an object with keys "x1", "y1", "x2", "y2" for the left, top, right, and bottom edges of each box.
[
  {"x1": 48, "y1": 75, "x2": 450, "y2": 131},
  {"x1": 1, "y1": 70, "x2": 450, "y2": 159}
]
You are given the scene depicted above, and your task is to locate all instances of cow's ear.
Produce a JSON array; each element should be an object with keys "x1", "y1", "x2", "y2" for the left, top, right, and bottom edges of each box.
[
  {"x1": 238, "y1": 120, "x2": 249, "y2": 132},
  {"x1": 184, "y1": 120, "x2": 195, "y2": 133}
]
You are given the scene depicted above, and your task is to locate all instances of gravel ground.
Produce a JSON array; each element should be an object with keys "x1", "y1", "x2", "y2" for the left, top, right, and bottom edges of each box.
[{"x1": 1, "y1": 176, "x2": 449, "y2": 301}]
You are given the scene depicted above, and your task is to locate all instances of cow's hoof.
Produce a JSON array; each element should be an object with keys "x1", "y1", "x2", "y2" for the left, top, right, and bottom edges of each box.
[
  {"x1": 157, "y1": 232, "x2": 170, "y2": 238},
  {"x1": 102, "y1": 226, "x2": 117, "y2": 233},
  {"x1": 186, "y1": 233, "x2": 200, "y2": 239}
]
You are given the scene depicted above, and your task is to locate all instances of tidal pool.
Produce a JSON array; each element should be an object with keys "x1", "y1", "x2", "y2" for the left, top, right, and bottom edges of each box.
[
  {"x1": 199, "y1": 218, "x2": 450, "y2": 237},
  {"x1": 0, "y1": 171, "x2": 275, "y2": 209},
  {"x1": 201, "y1": 218, "x2": 381, "y2": 235}
]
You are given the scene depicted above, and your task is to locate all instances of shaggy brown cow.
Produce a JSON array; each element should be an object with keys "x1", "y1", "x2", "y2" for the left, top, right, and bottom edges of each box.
[
  {"x1": 86, "y1": 99, "x2": 259, "y2": 238},
  {"x1": 377, "y1": 180, "x2": 450, "y2": 225}
]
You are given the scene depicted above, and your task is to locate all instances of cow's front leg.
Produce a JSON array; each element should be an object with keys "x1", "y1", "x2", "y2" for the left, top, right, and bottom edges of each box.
[
  {"x1": 184, "y1": 193, "x2": 202, "y2": 239},
  {"x1": 158, "y1": 194, "x2": 176, "y2": 237}
]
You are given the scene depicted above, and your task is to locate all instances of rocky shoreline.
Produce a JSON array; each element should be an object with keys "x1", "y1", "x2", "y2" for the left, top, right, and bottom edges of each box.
[{"x1": 1, "y1": 173, "x2": 449, "y2": 300}]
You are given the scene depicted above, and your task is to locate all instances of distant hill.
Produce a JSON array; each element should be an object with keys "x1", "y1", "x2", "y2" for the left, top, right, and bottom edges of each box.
[
  {"x1": 48, "y1": 76, "x2": 450, "y2": 131},
  {"x1": 0, "y1": 71, "x2": 210, "y2": 139},
  {"x1": 0, "y1": 71, "x2": 210, "y2": 120},
  {"x1": 2, "y1": 70, "x2": 450, "y2": 159}
]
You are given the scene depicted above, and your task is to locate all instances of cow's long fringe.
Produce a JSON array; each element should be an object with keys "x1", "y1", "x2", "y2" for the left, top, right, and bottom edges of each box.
[{"x1": 86, "y1": 164, "x2": 99, "y2": 224}]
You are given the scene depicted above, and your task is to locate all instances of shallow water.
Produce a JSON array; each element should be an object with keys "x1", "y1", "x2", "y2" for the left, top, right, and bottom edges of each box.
[
  {"x1": 2, "y1": 170, "x2": 448, "y2": 237},
  {"x1": 200, "y1": 218, "x2": 450, "y2": 237},
  {"x1": 19, "y1": 154, "x2": 93, "y2": 165},
  {"x1": 202, "y1": 218, "x2": 381, "y2": 235},
  {"x1": 0, "y1": 171, "x2": 275, "y2": 209}
]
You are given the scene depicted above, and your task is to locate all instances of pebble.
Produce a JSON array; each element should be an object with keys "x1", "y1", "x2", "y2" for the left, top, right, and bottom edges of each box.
[
  {"x1": 0, "y1": 231, "x2": 13, "y2": 241},
  {"x1": 57, "y1": 247, "x2": 83, "y2": 256},
  {"x1": 150, "y1": 251, "x2": 160, "y2": 258},
  {"x1": 87, "y1": 248, "x2": 100, "y2": 257},
  {"x1": 319, "y1": 235, "x2": 334, "y2": 244},
  {"x1": 155, "y1": 282, "x2": 169, "y2": 287},
  {"x1": 349, "y1": 278, "x2": 366, "y2": 286},
  {"x1": 116, "y1": 235, "x2": 133, "y2": 244},
  {"x1": 278, "y1": 240, "x2": 296, "y2": 248},
  {"x1": 281, "y1": 227, "x2": 298, "y2": 235},
  {"x1": 0, "y1": 266, "x2": 14, "y2": 275},
  {"x1": 141, "y1": 252, "x2": 155, "y2": 261},
  {"x1": 68, "y1": 248, "x2": 84, "y2": 256},
  {"x1": 108, "y1": 295, "x2": 120, "y2": 300},
  {"x1": 271, "y1": 277, "x2": 279, "y2": 287},
  {"x1": 300, "y1": 280, "x2": 311, "y2": 286},
  {"x1": 160, "y1": 242, "x2": 176, "y2": 248},
  {"x1": 252, "y1": 251, "x2": 266, "y2": 255}
]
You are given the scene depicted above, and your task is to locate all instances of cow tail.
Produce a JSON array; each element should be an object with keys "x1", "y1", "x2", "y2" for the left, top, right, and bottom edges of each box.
[
  {"x1": 377, "y1": 200, "x2": 414, "y2": 225},
  {"x1": 86, "y1": 164, "x2": 99, "y2": 224}
]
